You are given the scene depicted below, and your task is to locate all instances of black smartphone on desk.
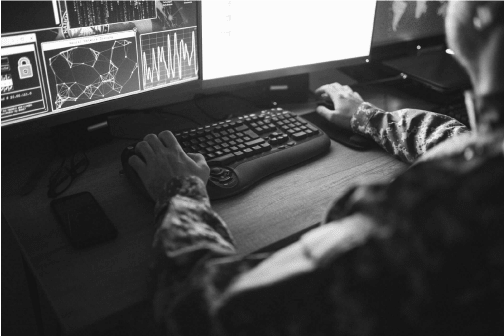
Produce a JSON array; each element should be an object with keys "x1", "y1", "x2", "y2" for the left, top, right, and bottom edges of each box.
[{"x1": 51, "y1": 192, "x2": 118, "y2": 249}]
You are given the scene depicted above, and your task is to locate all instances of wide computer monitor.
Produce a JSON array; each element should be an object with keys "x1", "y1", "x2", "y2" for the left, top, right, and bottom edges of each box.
[{"x1": 1, "y1": 0, "x2": 376, "y2": 133}]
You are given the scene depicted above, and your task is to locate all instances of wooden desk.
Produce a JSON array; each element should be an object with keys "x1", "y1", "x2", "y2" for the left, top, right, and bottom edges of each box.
[{"x1": 2, "y1": 91, "x2": 414, "y2": 334}]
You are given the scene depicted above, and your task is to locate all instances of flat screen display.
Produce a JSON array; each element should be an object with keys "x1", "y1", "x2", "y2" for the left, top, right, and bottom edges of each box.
[
  {"x1": 1, "y1": 1, "x2": 199, "y2": 126},
  {"x1": 201, "y1": 0, "x2": 376, "y2": 80},
  {"x1": 372, "y1": 0, "x2": 447, "y2": 48}
]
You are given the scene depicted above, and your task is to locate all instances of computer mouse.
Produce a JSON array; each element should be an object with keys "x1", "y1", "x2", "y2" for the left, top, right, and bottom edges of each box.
[
  {"x1": 121, "y1": 145, "x2": 152, "y2": 200},
  {"x1": 316, "y1": 100, "x2": 335, "y2": 110},
  {"x1": 301, "y1": 111, "x2": 375, "y2": 150}
]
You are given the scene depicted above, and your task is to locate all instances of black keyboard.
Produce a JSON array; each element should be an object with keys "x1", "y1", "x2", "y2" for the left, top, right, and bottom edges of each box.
[{"x1": 121, "y1": 107, "x2": 331, "y2": 200}]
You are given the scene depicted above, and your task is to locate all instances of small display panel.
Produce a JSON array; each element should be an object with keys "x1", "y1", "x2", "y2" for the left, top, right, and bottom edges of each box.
[
  {"x1": 41, "y1": 31, "x2": 141, "y2": 111},
  {"x1": 61, "y1": 1, "x2": 157, "y2": 29},
  {"x1": 1, "y1": 34, "x2": 47, "y2": 121}
]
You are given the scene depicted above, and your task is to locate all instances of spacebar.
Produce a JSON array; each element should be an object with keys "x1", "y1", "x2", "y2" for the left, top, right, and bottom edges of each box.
[{"x1": 208, "y1": 153, "x2": 235, "y2": 165}]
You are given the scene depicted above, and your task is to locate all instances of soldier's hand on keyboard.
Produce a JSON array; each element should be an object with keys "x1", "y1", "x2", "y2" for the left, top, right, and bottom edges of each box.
[
  {"x1": 315, "y1": 82, "x2": 364, "y2": 132},
  {"x1": 128, "y1": 130, "x2": 210, "y2": 201}
]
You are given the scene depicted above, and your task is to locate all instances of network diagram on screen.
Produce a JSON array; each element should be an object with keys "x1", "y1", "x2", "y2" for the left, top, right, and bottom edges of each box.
[{"x1": 1, "y1": 0, "x2": 375, "y2": 126}]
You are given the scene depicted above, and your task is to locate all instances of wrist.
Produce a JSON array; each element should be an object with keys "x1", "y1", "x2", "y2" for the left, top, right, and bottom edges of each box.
[
  {"x1": 351, "y1": 102, "x2": 377, "y2": 136},
  {"x1": 154, "y1": 176, "x2": 210, "y2": 223}
]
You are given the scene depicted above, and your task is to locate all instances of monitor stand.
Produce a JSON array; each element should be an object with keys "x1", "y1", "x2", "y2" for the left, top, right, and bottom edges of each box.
[
  {"x1": 232, "y1": 73, "x2": 311, "y2": 107},
  {"x1": 338, "y1": 63, "x2": 401, "y2": 86},
  {"x1": 50, "y1": 116, "x2": 112, "y2": 156}
]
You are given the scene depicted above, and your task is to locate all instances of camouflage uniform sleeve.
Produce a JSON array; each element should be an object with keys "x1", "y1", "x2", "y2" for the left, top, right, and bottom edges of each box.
[
  {"x1": 150, "y1": 176, "x2": 237, "y2": 334},
  {"x1": 350, "y1": 102, "x2": 469, "y2": 163},
  {"x1": 152, "y1": 176, "x2": 236, "y2": 263}
]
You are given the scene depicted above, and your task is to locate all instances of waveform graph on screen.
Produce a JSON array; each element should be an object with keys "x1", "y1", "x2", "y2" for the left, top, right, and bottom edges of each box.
[{"x1": 140, "y1": 27, "x2": 199, "y2": 90}]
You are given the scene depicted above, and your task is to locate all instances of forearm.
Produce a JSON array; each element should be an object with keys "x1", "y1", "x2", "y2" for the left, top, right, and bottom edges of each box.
[
  {"x1": 150, "y1": 176, "x2": 236, "y2": 333},
  {"x1": 351, "y1": 102, "x2": 469, "y2": 164},
  {"x1": 153, "y1": 176, "x2": 235, "y2": 261}
]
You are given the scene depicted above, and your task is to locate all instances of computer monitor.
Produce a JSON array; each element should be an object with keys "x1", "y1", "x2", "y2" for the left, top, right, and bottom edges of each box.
[
  {"x1": 1, "y1": 0, "x2": 200, "y2": 130},
  {"x1": 201, "y1": 1, "x2": 375, "y2": 85},
  {"x1": 1, "y1": 0, "x2": 375, "y2": 133},
  {"x1": 370, "y1": 0, "x2": 448, "y2": 60}
]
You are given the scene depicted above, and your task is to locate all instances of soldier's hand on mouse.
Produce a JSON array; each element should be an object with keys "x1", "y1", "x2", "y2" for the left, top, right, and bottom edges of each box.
[
  {"x1": 128, "y1": 131, "x2": 210, "y2": 202},
  {"x1": 315, "y1": 82, "x2": 364, "y2": 132}
]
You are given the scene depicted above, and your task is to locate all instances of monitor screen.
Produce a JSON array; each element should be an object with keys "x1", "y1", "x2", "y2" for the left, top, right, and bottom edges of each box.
[
  {"x1": 202, "y1": 0, "x2": 376, "y2": 81},
  {"x1": 1, "y1": 0, "x2": 200, "y2": 127},
  {"x1": 371, "y1": 0, "x2": 447, "y2": 48}
]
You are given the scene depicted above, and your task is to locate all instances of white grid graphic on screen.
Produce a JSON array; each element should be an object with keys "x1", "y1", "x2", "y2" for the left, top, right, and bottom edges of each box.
[{"x1": 140, "y1": 27, "x2": 198, "y2": 90}]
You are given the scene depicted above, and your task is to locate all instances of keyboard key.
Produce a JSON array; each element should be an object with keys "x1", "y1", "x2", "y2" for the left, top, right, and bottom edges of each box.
[
  {"x1": 245, "y1": 138, "x2": 265, "y2": 147},
  {"x1": 244, "y1": 130, "x2": 259, "y2": 139},
  {"x1": 255, "y1": 127, "x2": 265, "y2": 134},
  {"x1": 235, "y1": 125, "x2": 248, "y2": 132},
  {"x1": 234, "y1": 151, "x2": 245, "y2": 159},
  {"x1": 252, "y1": 145, "x2": 262, "y2": 154},
  {"x1": 292, "y1": 132, "x2": 307, "y2": 140},
  {"x1": 260, "y1": 143, "x2": 272, "y2": 151},
  {"x1": 306, "y1": 125, "x2": 319, "y2": 134},
  {"x1": 243, "y1": 148, "x2": 254, "y2": 157}
]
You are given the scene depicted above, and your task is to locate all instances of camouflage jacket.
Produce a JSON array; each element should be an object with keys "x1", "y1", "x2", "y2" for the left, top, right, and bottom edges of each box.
[{"x1": 150, "y1": 96, "x2": 504, "y2": 336}]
